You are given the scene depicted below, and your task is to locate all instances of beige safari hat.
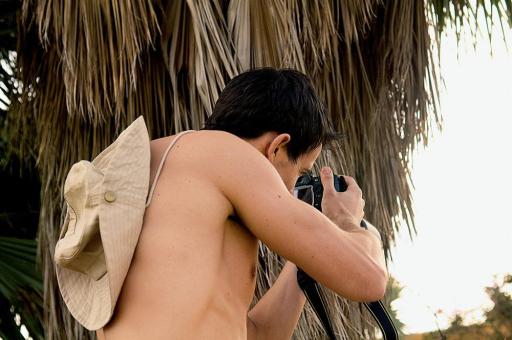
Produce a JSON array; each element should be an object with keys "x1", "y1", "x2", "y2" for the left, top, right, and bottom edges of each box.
[{"x1": 54, "y1": 115, "x2": 150, "y2": 330}]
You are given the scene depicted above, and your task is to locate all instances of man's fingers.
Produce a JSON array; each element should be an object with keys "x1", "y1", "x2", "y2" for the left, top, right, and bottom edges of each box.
[
  {"x1": 343, "y1": 175, "x2": 362, "y2": 196},
  {"x1": 342, "y1": 175, "x2": 356, "y2": 186},
  {"x1": 320, "y1": 167, "x2": 335, "y2": 195}
]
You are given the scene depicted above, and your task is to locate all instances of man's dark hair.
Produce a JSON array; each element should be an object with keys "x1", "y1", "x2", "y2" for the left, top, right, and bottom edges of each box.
[{"x1": 203, "y1": 67, "x2": 341, "y2": 162}]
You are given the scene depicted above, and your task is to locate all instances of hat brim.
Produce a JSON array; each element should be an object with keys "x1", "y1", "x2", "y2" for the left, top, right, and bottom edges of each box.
[
  {"x1": 56, "y1": 201, "x2": 146, "y2": 330},
  {"x1": 55, "y1": 116, "x2": 150, "y2": 330}
]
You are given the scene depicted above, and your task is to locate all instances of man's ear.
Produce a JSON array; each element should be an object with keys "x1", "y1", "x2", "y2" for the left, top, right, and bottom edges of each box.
[{"x1": 266, "y1": 133, "x2": 291, "y2": 162}]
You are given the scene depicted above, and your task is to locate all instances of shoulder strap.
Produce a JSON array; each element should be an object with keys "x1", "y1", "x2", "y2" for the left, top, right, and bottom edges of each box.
[{"x1": 145, "y1": 130, "x2": 195, "y2": 207}]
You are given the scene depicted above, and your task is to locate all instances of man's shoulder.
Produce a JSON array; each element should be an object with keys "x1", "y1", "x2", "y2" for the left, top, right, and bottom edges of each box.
[
  {"x1": 152, "y1": 129, "x2": 250, "y2": 155},
  {"x1": 154, "y1": 130, "x2": 267, "y2": 185},
  {"x1": 193, "y1": 129, "x2": 248, "y2": 146},
  {"x1": 181, "y1": 130, "x2": 276, "y2": 191},
  {"x1": 187, "y1": 130, "x2": 263, "y2": 163}
]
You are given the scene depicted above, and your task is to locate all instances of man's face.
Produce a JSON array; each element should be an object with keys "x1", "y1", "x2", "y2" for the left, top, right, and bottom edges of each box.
[{"x1": 272, "y1": 145, "x2": 323, "y2": 192}]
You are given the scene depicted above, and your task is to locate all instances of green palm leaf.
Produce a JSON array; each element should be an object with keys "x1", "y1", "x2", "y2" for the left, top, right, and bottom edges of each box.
[{"x1": 0, "y1": 236, "x2": 44, "y2": 340}]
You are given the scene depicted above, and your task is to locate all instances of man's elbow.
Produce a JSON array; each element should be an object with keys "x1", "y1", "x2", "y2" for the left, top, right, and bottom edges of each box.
[
  {"x1": 341, "y1": 264, "x2": 388, "y2": 302},
  {"x1": 360, "y1": 265, "x2": 388, "y2": 302}
]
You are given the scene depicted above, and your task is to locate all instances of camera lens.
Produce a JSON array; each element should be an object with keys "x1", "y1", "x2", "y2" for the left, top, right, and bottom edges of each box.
[{"x1": 293, "y1": 185, "x2": 314, "y2": 205}]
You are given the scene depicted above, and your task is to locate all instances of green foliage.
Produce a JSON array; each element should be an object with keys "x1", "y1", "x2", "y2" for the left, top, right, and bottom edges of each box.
[
  {"x1": 0, "y1": 0, "x2": 18, "y2": 52},
  {"x1": 0, "y1": 115, "x2": 43, "y2": 339},
  {"x1": 484, "y1": 274, "x2": 512, "y2": 339},
  {"x1": 0, "y1": 237, "x2": 44, "y2": 340},
  {"x1": 0, "y1": 48, "x2": 42, "y2": 339},
  {"x1": 0, "y1": 0, "x2": 19, "y2": 144},
  {"x1": 414, "y1": 274, "x2": 512, "y2": 340},
  {"x1": 430, "y1": 0, "x2": 512, "y2": 43},
  {"x1": 383, "y1": 276, "x2": 406, "y2": 336},
  {"x1": 449, "y1": 313, "x2": 464, "y2": 329}
]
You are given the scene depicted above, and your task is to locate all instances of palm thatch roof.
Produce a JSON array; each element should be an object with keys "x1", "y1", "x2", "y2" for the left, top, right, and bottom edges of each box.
[{"x1": 2, "y1": 0, "x2": 510, "y2": 339}]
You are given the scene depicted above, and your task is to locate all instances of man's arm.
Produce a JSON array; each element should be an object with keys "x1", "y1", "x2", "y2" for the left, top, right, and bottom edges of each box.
[
  {"x1": 247, "y1": 261, "x2": 306, "y2": 340},
  {"x1": 194, "y1": 132, "x2": 387, "y2": 301},
  {"x1": 349, "y1": 220, "x2": 386, "y2": 270},
  {"x1": 246, "y1": 225, "x2": 385, "y2": 340}
]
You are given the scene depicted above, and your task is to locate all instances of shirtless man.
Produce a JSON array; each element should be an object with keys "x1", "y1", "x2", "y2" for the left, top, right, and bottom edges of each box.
[{"x1": 97, "y1": 68, "x2": 387, "y2": 340}]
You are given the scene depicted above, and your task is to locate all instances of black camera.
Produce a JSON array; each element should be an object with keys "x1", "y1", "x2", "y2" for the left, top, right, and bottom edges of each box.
[{"x1": 293, "y1": 174, "x2": 367, "y2": 229}]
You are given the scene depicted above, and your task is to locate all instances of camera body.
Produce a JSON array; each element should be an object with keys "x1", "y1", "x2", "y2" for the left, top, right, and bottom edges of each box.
[
  {"x1": 294, "y1": 174, "x2": 347, "y2": 211},
  {"x1": 294, "y1": 174, "x2": 367, "y2": 229}
]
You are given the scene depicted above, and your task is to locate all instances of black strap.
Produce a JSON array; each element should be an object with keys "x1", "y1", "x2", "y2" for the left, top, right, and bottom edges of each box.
[
  {"x1": 297, "y1": 267, "x2": 399, "y2": 340},
  {"x1": 297, "y1": 268, "x2": 337, "y2": 339},
  {"x1": 364, "y1": 300, "x2": 399, "y2": 340}
]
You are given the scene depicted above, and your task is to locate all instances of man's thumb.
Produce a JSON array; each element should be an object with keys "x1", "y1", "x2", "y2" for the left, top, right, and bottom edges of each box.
[{"x1": 320, "y1": 167, "x2": 335, "y2": 194}]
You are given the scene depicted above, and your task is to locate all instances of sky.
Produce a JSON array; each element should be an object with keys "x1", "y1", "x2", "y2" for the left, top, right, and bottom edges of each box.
[{"x1": 388, "y1": 19, "x2": 512, "y2": 334}]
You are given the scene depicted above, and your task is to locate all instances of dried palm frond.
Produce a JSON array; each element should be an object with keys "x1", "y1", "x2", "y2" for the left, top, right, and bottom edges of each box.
[
  {"x1": 430, "y1": 0, "x2": 512, "y2": 44},
  {"x1": 6, "y1": 0, "x2": 445, "y2": 339}
]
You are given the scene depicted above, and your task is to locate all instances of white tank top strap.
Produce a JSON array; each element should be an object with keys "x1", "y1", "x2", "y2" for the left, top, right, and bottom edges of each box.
[{"x1": 145, "y1": 130, "x2": 196, "y2": 207}]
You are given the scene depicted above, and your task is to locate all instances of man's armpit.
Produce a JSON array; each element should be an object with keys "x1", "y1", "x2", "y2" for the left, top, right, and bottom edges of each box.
[{"x1": 247, "y1": 316, "x2": 259, "y2": 340}]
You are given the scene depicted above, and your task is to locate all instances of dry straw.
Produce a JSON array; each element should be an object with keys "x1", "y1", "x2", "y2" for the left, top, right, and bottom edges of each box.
[{"x1": 6, "y1": 0, "x2": 447, "y2": 338}]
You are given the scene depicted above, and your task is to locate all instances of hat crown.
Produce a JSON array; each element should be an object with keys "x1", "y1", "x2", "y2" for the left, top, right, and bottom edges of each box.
[
  {"x1": 55, "y1": 160, "x2": 107, "y2": 280},
  {"x1": 64, "y1": 160, "x2": 104, "y2": 204}
]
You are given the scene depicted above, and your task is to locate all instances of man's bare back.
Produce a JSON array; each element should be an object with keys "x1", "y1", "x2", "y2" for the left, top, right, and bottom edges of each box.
[{"x1": 98, "y1": 131, "x2": 260, "y2": 339}]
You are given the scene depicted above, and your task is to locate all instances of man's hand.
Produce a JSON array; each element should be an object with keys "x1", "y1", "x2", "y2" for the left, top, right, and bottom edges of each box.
[
  {"x1": 320, "y1": 166, "x2": 365, "y2": 232},
  {"x1": 319, "y1": 166, "x2": 387, "y2": 291}
]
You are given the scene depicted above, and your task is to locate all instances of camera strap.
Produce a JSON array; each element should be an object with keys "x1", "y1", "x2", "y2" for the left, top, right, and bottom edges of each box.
[{"x1": 297, "y1": 268, "x2": 399, "y2": 340}]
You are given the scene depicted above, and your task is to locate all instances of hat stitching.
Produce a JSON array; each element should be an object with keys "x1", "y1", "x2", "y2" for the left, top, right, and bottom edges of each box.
[
  {"x1": 65, "y1": 201, "x2": 78, "y2": 237},
  {"x1": 58, "y1": 203, "x2": 71, "y2": 239}
]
